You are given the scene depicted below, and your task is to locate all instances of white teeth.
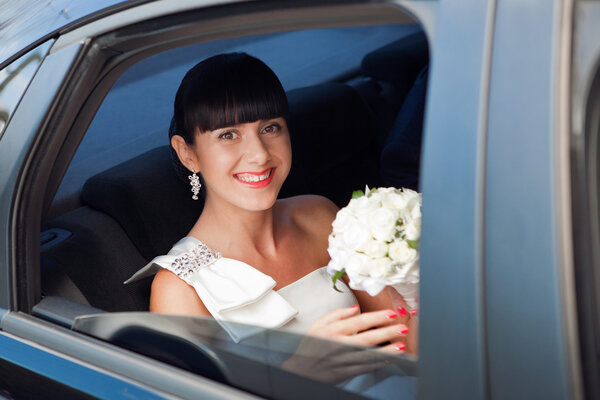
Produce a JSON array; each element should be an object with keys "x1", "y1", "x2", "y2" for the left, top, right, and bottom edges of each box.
[{"x1": 236, "y1": 169, "x2": 272, "y2": 183}]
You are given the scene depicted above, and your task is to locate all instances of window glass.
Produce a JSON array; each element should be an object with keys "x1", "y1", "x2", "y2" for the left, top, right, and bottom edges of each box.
[
  {"x1": 0, "y1": 40, "x2": 52, "y2": 139},
  {"x1": 41, "y1": 21, "x2": 429, "y2": 400}
]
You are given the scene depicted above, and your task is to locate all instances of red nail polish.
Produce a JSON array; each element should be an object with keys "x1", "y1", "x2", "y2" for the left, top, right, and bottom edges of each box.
[
  {"x1": 350, "y1": 304, "x2": 359, "y2": 309},
  {"x1": 386, "y1": 311, "x2": 398, "y2": 319},
  {"x1": 398, "y1": 307, "x2": 408, "y2": 317},
  {"x1": 394, "y1": 342, "x2": 406, "y2": 352},
  {"x1": 397, "y1": 324, "x2": 409, "y2": 335},
  {"x1": 411, "y1": 309, "x2": 418, "y2": 316}
]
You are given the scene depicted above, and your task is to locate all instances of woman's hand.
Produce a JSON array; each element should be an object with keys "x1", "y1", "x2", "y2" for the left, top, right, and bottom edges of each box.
[
  {"x1": 281, "y1": 305, "x2": 409, "y2": 383},
  {"x1": 386, "y1": 286, "x2": 418, "y2": 355},
  {"x1": 306, "y1": 305, "x2": 409, "y2": 352}
]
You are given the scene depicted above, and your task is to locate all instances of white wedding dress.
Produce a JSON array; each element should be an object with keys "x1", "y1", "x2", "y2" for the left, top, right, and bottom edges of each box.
[
  {"x1": 126, "y1": 236, "x2": 414, "y2": 399},
  {"x1": 125, "y1": 236, "x2": 357, "y2": 342}
]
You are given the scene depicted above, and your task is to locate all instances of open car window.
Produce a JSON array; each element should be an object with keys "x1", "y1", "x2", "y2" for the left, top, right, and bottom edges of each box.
[{"x1": 35, "y1": 6, "x2": 429, "y2": 399}]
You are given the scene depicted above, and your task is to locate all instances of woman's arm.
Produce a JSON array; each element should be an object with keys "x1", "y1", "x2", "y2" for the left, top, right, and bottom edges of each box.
[{"x1": 150, "y1": 268, "x2": 211, "y2": 316}]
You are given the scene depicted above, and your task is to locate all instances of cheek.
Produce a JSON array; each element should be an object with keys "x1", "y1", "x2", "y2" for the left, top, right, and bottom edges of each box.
[
  {"x1": 196, "y1": 146, "x2": 238, "y2": 176},
  {"x1": 273, "y1": 136, "x2": 292, "y2": 166}
]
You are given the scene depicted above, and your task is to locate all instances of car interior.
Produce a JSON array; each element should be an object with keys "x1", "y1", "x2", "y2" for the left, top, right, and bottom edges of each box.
[{"x1": 35, "y1": 23, "x2": 429, "y2": 328}]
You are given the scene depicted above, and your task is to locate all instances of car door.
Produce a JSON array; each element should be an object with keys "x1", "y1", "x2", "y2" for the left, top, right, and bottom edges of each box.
[{"x1": 0, "y1": 1, "x2": 430, "y2": 398}]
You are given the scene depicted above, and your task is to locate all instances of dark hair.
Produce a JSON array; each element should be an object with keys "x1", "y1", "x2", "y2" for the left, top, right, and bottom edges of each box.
[{"x1": 169, "y1": 53, "x2": 289, "y2": 183}]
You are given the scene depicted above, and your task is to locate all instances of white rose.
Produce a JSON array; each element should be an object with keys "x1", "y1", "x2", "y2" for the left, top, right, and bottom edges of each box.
[
  {"x1": 332, "y1": 208, "x2": 356, "y2": 232},
  {"x1": 382, "y1": 191, "x2": 408, "y2": 211},
  {"x1": 388, "y1": 240, "x2": 418, "y2": 264},
  {"x1": 341, "y1": 220, "x2": 371, "y2": 251},
  {"x1": 369, "y1": 257, "x2": 393, "y2": 278},
  {"x1": 352, "y1": 196, "x2": 382, "y2": 225},
  {"x1": 346, "y1": 196, "x2": 367, "y2": 213},
  {"x1": 404, "y1": 218, "x2": 421, "y2": 241},
  {"x1": 368, "y1": 208, "x2": 397, "y2": 242},
  {"x1": 402, "y1": 188, "x2": 420, "y2": 201},
  {"x1": 327, "y1": 243, "x2": 350, "y2": 271},
  {"x1": 345, "y1": 252, "x2": 372, "y2": 276},
  {"x1": 363, "y1": 239, "x2": 388, "y2": 258}
]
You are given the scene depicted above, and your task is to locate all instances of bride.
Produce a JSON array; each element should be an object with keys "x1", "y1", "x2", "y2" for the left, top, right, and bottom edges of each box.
[{"x1": 131, "y1": 52, "x2": 416, "y2": 357}]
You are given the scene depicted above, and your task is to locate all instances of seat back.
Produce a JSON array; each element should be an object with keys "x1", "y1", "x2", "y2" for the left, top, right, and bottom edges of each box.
[{"x1": 380, "y1": 64, "x2": 429, "y2": 190}]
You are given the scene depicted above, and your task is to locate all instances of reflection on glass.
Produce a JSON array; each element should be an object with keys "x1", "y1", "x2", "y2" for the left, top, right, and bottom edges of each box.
[
  {"x1": 0, "y1": 41, "x2": 51, "y2": 138},
  {"x1": 74, "y1": 313, "x2": 417, "y2": 400}
]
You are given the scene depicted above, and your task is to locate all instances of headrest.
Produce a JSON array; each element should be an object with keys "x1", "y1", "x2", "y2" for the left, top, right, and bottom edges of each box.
[
  {"x1": 81, "y1": 146, "x2": 203, "y2": 260},
  {"x1": 284, "y1": 82, "x2": 380, "y2": 206},
  {"x1": 361, "y1": 31, "x2": 429, "y2": 87},
  {"x1": 380, "y1": 65, "x2": 429, "y2": 190}
]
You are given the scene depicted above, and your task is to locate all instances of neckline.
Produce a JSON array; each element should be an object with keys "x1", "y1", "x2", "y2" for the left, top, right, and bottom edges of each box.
[{"x1": 183, "y1": 236, "x2": 325, "y2": 292}]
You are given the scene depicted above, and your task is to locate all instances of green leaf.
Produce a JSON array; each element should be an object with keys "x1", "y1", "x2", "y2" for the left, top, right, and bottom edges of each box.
[
  {"x1": 351, "y1": 190, "x2": 365, "y2": 199},
  {"x1": 331, "y1": 268, "x2": 347, "y2": 292},
  {"x1": 407, "y1": 239, "x2": 419, "y2": 250}
]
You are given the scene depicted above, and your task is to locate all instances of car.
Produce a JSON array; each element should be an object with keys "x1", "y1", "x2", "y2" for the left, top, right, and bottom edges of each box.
[{"x1": 1, "y1": 0, "x2": 598, "y2": 399}]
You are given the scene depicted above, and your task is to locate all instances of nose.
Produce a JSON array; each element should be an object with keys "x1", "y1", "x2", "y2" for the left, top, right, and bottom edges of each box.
[{"x1": 245, "y1": 132, "x2": 271, "y2": 164}]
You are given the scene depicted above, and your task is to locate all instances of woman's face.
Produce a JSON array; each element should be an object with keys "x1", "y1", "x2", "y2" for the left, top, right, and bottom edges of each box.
[{"x1": 189, "y1": 117, "x2": 291, "y2": 212}]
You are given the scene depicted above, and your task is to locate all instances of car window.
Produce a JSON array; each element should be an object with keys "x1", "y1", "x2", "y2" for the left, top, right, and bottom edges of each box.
[
  {"x1": 39, "y1": 18, "x2": 429, "y2": 400},
  {"x1": 49, "y1": 24, "x2": 419, "y2": 219},
  {"x1": 0, "y1": 40, "x2": 52, "y2": 139}
]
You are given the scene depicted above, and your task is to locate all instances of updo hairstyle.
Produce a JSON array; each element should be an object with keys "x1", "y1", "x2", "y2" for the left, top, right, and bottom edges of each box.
[{"x1": 169, "y1": 52, "x2": 289, "y2": 184}]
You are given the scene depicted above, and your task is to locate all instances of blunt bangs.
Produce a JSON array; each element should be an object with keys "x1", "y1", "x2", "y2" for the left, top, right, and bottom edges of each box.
[{"x1": 173, "y1": 53, "x2": 288, "y2": 142}]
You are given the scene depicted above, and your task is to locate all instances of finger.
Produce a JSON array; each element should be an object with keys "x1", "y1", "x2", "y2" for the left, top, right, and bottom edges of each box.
[
  {"x1": 386, "y1": 286, "x2": 415, "y2": 320},
  {"x1": 378, "y1": 341, "x2": 407, "y2": 354},
  {"x1": 349, "y1": 323, "x2": 409, "y2": 347},
  {"x1": 386, "y1": 286, "x2": 408, "y2": 310},
  {"x1": 310, "y1": 304, "x2": 360, "y2": 328},
  {"x1": 330, "y1": 309, "x2": 399, "y2": 335}
]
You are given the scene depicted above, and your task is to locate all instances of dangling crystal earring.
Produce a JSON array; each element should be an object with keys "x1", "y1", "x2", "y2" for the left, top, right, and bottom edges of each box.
[{"x1": 188, "y1": 169, "x2": 201, "y2": 200}]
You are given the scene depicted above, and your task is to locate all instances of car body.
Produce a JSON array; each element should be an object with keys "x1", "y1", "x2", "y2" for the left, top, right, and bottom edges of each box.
[{"x1": 1, "y1": 0, "x2": 599, "y2": 399}]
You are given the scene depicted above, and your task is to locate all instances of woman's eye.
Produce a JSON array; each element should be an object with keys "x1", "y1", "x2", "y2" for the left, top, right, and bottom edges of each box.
[
  {"x1": 262, "y1": 124, "x2": 280, "y2": 134},
  {"x1": 218, "y1": 131, "x2": 237, "y2": 140}
]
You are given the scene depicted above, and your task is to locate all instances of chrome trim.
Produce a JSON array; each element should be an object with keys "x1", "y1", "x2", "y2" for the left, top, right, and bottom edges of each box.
[
  {"x1": 477, "y1": 1, "x2": 497, "y2": 397},
  {"x1": 555, "y1": 0, "x2": 583, "y2": 398}
]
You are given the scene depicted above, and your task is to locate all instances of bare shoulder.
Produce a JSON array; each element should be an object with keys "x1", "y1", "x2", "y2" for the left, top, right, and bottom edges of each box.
[
  {"x1": 278, "y1": 195, "x2": 339, "y2": 238},
  {"x1": 150, "y1": 268, "x2": 211, "y2": 316}
]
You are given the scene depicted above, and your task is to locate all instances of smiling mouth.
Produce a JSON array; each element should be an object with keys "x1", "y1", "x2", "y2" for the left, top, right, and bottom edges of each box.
[{"x1": 233, "y1": 168, "x2": 275, "y2": 186}]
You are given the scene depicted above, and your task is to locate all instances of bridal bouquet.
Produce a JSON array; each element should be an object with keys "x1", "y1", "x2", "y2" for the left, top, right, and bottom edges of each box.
[{"x1": 327, "y1": 187, "x2": 421, "y2": 309}]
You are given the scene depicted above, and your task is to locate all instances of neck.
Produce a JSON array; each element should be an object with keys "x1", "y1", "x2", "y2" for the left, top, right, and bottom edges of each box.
[{"x1": 191, "y1": 194, "x2": 279, "y2": 258}]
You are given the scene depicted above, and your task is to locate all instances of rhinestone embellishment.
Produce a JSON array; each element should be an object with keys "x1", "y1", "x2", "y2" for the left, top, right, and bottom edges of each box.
[{"x1": 170, "y1": 242, "x2": 221, "y2": 280}]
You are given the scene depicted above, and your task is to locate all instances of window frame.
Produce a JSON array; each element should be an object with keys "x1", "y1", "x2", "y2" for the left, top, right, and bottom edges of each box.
[{"x1": 1, "y1": 1, "x2": 431, "y2": 398}]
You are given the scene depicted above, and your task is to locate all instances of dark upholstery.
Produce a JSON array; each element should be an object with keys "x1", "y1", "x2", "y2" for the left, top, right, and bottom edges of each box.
[
  {"x1": 361, "y1": 31, "x2": 429, "y2": 91},
  {"x1": 41, "y1": 207, "x2": 151, "y2": 311},
  {"x1": 82, "y1": 146, "x2": 204, "y2": 261},
  {"x1": 40, "y1": 255, "x2": 89, "y2": 305},
  {"x1": 357, "y1": 30, "x2": 429, "y2": 151},
  {"x1": 380, "y1": 65, "x2": 429, "y2": 190},
  {"x1": 284, "y1": 83, "x2": 381, "y2": 207}
]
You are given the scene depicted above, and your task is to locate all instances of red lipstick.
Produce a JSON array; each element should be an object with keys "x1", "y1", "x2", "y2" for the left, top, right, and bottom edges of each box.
[{"x1": 233, "y1": 167, "x2": 275, "y2": 188}]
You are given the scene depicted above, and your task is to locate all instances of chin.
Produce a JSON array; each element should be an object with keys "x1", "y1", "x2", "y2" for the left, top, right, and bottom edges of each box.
[{"x1": 236, "y1": 193, "x2": 279, "y2": 212}]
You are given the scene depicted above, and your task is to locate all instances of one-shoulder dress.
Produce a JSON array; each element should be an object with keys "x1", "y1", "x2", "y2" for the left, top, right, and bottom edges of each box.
[{"x1": 125, "y1": 236, "x2": 357, "y2": 342}]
